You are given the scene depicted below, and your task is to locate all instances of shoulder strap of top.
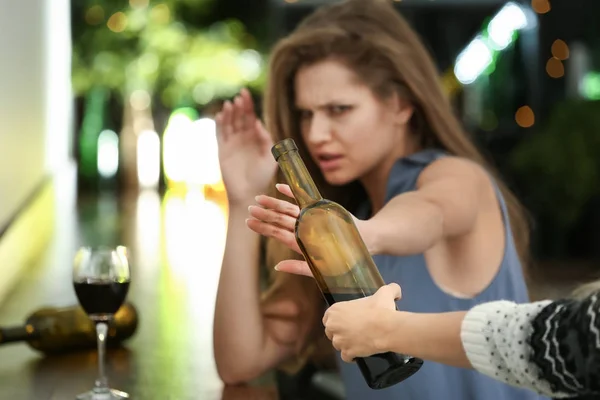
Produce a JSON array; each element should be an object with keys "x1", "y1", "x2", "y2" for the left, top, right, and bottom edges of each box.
[
  {"x1": 491, "y1": 181, "x2": 511, "y2": 234},
  {"x1": 403, "y1": 148, "x2": 447, "y2": 166}
]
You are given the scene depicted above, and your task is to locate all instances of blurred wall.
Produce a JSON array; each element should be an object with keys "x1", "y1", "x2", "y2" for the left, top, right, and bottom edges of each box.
[{"x1": 0, "y1": 0, "x2": 73, "y2": 232}]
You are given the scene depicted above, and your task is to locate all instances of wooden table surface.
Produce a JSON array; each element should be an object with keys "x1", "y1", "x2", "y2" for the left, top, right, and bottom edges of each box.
[{"x1": 0, "y1": 184, "x2": 277, "y2": 399}]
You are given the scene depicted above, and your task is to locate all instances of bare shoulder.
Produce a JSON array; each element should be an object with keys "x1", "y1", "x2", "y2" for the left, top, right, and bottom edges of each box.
[{"x1": 417, "y1": 156, "x2": 490, "y2": 189}]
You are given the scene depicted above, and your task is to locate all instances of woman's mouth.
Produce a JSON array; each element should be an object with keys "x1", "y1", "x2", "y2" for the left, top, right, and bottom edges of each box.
[{"x1": 317, "y1": 154, "x2": 344, "y2": 171}]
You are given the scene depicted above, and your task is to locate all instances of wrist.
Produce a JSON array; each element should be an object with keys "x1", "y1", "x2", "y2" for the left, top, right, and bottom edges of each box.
[
  {"x1": 228, "y1": 197, "x2": 256, "y2": 210},
  {"x1": 227, "y1": 201, "x2": 254, "y2": 224},
  {"x1": 381, "y1": 311, "x2": 425, "y2": 357},
  {"x1": 375, "y1": 309, "x2": 407, "y2": 353}
]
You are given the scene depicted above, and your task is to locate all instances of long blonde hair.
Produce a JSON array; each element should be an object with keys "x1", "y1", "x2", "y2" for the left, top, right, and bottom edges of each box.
[{"x1": 263, "y1": 0, "x2": 530, "y2": 271}]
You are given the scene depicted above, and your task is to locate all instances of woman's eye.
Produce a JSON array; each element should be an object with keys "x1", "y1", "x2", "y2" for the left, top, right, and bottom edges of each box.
[
  {"x1": 299, "y1": 110, "x2": 313, "y2": 120},
  {"x1": 329, "y1": 105, "x2": 351, "y2": 115}
]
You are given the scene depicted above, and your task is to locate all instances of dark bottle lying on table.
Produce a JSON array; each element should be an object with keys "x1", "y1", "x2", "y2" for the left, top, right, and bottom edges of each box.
[
  {"x1": 271, "y1": 138, "x2": 423, "y2": 390},
  {"x1": 0, "y1": 302, "x2": 138, "y2": 354}
]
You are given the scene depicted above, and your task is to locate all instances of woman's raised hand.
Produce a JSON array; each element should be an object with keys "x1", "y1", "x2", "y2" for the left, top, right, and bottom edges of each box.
[{"x1": 216, "y1": 88, "x2": 277, "y2": 205}]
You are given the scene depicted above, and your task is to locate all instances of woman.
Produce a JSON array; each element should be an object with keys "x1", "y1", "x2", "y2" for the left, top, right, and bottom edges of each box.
[
  {"x1": 316, "y1": 280, "x2": 600, "y2": 399},
  {"x1": 213, "y1": 0, "x2": 544, "y2": 399}
]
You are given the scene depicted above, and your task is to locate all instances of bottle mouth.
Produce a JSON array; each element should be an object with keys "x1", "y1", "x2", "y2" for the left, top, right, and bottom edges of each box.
[{"x1": 271, "y1": 138, "x2": 298, "y2": 161}]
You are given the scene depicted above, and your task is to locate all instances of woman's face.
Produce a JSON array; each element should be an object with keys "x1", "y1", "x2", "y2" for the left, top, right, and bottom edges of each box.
[{"x1": 294, "y1": 59, "x2": 413, "y2": 186}]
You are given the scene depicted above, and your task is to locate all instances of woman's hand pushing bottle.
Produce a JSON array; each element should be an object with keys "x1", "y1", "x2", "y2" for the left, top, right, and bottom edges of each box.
[{"x1": 247, "y1": 183, "x2": 377, "y2": 277}]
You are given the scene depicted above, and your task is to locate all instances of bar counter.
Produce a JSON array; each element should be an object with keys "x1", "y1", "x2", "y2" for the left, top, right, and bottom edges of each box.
[{"x1": 0, "y1": 188, "x2": 277, "y2": 399}]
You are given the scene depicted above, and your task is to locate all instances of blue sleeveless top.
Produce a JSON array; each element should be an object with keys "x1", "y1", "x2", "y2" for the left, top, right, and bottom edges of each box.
[{"x1": 336, "y1": 150, "x2": 548, "y2": 400}]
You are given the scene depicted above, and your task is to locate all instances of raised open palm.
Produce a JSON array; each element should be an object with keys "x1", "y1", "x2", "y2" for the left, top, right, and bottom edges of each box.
[{"x1": 216, "y1": 89, "x2": 277, "y2": 205}]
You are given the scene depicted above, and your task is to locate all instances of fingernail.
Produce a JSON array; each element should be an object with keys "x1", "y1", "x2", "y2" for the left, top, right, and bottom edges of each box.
[
  {"x1": 274, "y1": 263, "x2": 280, "y2": 271},
  {"x1": 255, "y1": 195, "x2": 260, "y2": 201},
  {"x1": 248, "y1": 205, "x2": 254, "y2": 212}
]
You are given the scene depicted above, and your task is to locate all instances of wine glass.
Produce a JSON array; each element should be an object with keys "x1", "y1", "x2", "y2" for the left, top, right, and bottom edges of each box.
[{"x1": 72, "y1": 246, "x2": 131, "y2": 399}]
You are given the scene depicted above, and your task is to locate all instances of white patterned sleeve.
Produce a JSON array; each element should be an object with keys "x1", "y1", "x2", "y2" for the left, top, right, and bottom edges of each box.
[{"x1": 460, "y1": 300, "x2": 573, "y2": 398}]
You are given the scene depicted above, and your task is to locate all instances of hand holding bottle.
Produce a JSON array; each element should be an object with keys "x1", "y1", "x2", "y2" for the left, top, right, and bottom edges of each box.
[
  {"x1": 215, "y1": 89, "x2": 277, "y2": 206},
  {"x1": 246, "y1": 183, "x2": 374, "y2": 277},
  {"x1": 323, "y1": 283, "x2": 401, "y2": 363}
]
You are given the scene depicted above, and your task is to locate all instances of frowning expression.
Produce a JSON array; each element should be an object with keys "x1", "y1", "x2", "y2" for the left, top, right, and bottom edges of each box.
[{"x1": 294, "y1": 59, "x2": 412, "y2": 186}]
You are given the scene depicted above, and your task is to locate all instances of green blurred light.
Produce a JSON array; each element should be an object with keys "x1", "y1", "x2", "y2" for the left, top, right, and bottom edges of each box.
[{"x1": 581, "y1": 72, "x2": 600, "y2": 100}]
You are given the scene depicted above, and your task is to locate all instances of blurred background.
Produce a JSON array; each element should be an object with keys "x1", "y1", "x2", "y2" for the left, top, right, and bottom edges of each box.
[
  {"x1": 1, "y1": 0, "x2": 600, "y2": 397},
  {"x1": 65, "y1": 0, "x2": 600, "y2": 278}
]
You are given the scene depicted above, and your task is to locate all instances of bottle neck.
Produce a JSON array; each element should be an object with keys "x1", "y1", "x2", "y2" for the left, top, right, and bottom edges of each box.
[
  {"x1": 276, "y1": 150, "x2": 323, "y2": 209},
  {"x1": 0, "y1": 324, "x2": 38, "y2": 345}
]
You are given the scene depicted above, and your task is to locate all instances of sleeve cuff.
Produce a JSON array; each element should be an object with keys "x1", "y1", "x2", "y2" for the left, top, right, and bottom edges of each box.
[{"x1": 461, "y1": 301, "x2": 515, "y2": 376}]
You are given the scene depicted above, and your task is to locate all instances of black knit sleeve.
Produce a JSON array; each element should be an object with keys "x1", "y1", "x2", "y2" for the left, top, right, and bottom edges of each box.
[{"x1": 528, "y1": 291, "x2": 600, "y2": 397}]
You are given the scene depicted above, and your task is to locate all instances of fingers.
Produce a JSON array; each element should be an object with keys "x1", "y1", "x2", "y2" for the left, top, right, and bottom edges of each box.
[
  {"x1": 247, "y1": 195, "x2": 301, "y2": 253},
  {"x1": 274, "y1": 260, "x2": 313, "y2": 277},
  {"x1": 216, "y1": 89, "x2": 258, "y2": 143},
  {"x1": 323, "y1": 314, "x2": 336, "y2": 342},
  {"x1": 246, "y1": 218, "x2": 301, "y2": 254},
  {"x1": 240, "y1": 88, "x2": 254, "y2": 114},
  {"x1": 215, "y1": 112, "x2": 223, "y2": 143},
  {"x1": 216, "y1": 101, "x2": 234, "y2": 141},
  {"x1": 255, "y1": 195, "x2": 300, "y2": 217},
  {"x1": 275, "y1": 183, "x2": 295, "y2": 199},
  {"x1": 237, "y1": 90, "x2": 257, "y2": 133},
  {"x1": 332, "y1": 337, "x2": 341, "y2": 352},
  {"x1": 232, "y1": 96, "x2": 245, "y2": 132},
  {"x1": 376, "y1": 283, "x2": 402, "y2": 301},
  {"x1": 248, "y1": 205, "x2": 296, "y2": 232},
  {"x1": 255, "y1": 119, "x2": 272, "y2": 146},
  {"x1": 324, "y1": 327, "x2": 333, "y2": 341},
  {"x1": 331, "y1": 337, "x2": 354, "y2": 363},
  {"x1": 322, "y1": 308, "x2": 331, "y2": 326},
  {"x1": 341, "y1": 351, "x2": 355, "y2": 364},
  {"x1": 323, "y1": 309, "x2": 355, "y2": 363},
  {"x1": 239, "y1": 88, "x2": 270, "y2": 146}
]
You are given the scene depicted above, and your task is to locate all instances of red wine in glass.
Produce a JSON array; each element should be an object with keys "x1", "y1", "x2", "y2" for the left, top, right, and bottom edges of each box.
[
  {"x1": 74, "y1": 279, "x2": 130, "y2": 322},
  {"x1": 72, "y1": 246, "x2": 131, "y2": 400}
]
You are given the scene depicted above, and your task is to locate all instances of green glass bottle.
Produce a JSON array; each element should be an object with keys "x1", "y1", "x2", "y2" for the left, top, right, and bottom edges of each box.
[
  {"x1": 0, "y1": 302, "x2": 138, "y2": 354},
  {"x1": 272, "y1": 138, "x2": 423, "y2": 390}
]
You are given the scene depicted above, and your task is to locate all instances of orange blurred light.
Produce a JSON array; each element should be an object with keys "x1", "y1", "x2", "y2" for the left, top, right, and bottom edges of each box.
[
  {"x1": 515, "y1": 106, "x2": 535, "y2": 128},
  {"x1": 546, "y1": 57, "x2": 564, "y2": 79},
  {"x1": 551, "y1": 39, "x2": 569, "y2": 60},
  {"x1": 531, "y1": 0, "x2": 551, "y2": 14}
]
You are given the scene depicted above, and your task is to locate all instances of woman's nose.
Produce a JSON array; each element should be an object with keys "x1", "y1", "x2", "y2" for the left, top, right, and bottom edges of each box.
[{"x1": 306, "y1": 113, "x2": 332, "y2": 145}]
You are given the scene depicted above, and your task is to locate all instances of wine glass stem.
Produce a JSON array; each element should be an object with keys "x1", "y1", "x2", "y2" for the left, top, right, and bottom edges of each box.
[{"x1": 95, "y1": 322, "x2": 109, "y2": 390}]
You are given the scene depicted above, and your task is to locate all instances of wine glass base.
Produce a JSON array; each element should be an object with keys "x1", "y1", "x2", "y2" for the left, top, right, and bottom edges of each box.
[{"x1": 75, "y1": 388, "x2": 129, "y2": 399}]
